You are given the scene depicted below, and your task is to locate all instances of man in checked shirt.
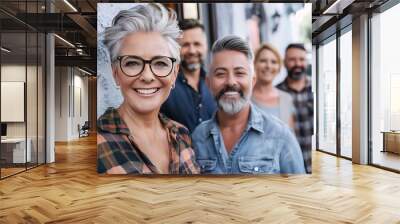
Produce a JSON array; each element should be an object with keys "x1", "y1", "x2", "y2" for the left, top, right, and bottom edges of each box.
[{"x1": 277, "y1": 44, "x2": 313, "y2": 174}]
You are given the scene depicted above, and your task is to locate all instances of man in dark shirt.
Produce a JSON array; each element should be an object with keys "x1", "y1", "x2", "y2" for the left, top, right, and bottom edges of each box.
[
  {"x1": 161, "y1": 19, "x2": 216, "y2": 133},
  {"x1": 277, "y1": 43, "x2": 313, "y2": 174}
]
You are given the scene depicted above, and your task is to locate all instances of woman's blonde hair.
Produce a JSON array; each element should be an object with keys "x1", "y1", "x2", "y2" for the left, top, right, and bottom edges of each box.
[{"x1": 254, "y1": 43, "x2": 282, "y2": 71}]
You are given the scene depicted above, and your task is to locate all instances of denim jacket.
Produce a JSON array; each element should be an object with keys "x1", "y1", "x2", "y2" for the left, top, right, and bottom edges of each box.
[{"x1": 191, "y1": 104, "x2": 306, "y2": 174}]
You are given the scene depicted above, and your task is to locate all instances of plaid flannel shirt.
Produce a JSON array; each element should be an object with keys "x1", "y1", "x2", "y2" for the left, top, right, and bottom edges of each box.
[
  {"x1": 97, "y1": 107, "x2": 200, "y2": 174},
  {"x1": 277, "y1": 76, "x2": 314, "y2": 173}
]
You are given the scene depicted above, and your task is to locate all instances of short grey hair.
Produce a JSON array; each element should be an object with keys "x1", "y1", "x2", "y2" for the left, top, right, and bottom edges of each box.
[
  {"x1": 102, "y1": 3, "x2": 182, "y2": 63},
  {"x1": 210, "y1": 35, "x2": 254, "y2": 75}
]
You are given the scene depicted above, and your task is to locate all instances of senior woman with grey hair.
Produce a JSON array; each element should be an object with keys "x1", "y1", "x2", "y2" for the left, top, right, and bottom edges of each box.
[{"x1": 97, "y1": 3, "x2": 199, "y2": 174}]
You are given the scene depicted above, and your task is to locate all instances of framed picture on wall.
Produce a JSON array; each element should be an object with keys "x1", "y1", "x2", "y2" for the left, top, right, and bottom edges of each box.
[{"x1": 1, "y1": 81, "x2": 25, "y2": 122}]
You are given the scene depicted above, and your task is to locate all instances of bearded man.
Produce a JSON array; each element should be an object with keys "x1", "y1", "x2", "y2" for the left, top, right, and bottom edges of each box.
[
  {"x1": 192, "y1": 36, "x2": 305, "y2": 175},
  {"x1": 161, "y1": 19, "x2": 216, "y2": 133},
  {"x1": 277, "y1": 43, "x2": 313, "y2": 174}
]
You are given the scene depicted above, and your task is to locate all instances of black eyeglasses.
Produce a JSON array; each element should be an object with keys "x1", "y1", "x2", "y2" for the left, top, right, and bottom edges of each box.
[{"x1": 116, "y1": 55, "x2": 176, "y2": 77}]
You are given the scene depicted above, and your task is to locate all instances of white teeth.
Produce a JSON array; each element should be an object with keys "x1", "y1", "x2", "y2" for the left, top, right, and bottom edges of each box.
[
  {"x1": 224, "y1": 91, "x2": 239, "y2": 96},
  {"x1": 135, "y1": 88, "x2": 159, "y2": 95}
]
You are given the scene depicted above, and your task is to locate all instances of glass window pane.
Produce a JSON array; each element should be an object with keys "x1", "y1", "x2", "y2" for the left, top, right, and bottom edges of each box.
[
  {"x1": 371, "y1": 3, "x2": 400, "y2": 171},
  {"x1": 1, "y1": 30, "x2": 27, "y2": 177},
  {"x1": 38, "y1": 32, "x2": 45, "y2": 165},
  {"x1": 340, "y1": 29, "x2": 352, "y2": 158},
  {"x1": 318, "y1": 38, "x2": 337, "y2": 154},
  {"x1": 0, "y1": 0, "x2": 46, "y2": 179},
  {"x1": 27, "y1": 31, "x2": 38, "y2": 169}
]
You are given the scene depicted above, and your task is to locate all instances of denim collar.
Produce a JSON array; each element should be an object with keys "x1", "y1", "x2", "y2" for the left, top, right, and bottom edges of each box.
[{"x1": 247, "y1": 103, "x2": 264, "y2": 133}]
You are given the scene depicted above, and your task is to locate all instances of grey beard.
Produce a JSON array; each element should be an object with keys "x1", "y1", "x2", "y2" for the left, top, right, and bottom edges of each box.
[
  {"x1": 184, "y1": 63, "x2": 201, "y2": 72},
  {"x1": 182, "y1": 59, "x2": 202, "y2": 72},
  {"x1": 217, "y1": 94, "x2": 250, "y2": 115}
]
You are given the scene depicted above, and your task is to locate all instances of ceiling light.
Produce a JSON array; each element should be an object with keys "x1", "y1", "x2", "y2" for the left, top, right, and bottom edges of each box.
[
  {"x1": 323, "y1": 0, "x2": 341, "y2": 14},
  {"x1": 78, "y1": 67, "x2": 92, "y2": 76},
  {"x1": 1, "y1": 47, "x2": 11, "y2": 53},
  {"x1": 54, "y1": 34, "x2": 75, "y2": 48},
  {"x1": 63, "y1": 0, "x2": 78, "y2": 12},
  {"x1": 323, "y1": 0, "x2": 354, "y2": 15}
]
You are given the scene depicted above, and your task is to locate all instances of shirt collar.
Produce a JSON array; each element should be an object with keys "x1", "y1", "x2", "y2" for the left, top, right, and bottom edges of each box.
[
  {"x1": 97, "y1": 107, "x2": 131, "y2": 135},
  {"x1": 177, "y1": 66, "x2": 207, "y2": 83},
  {"x1": 208, "y1": 103, "x2": 264, "y2": 136},
  {"x1": 283, "y1": 75, "x2": 312, "y2": 93},
  {"x1": 247, "y1": 103, "x2": 264, "y2": 133},
  {"x1": 209, "y1": 112, "x2": 219, "y2": 135}
]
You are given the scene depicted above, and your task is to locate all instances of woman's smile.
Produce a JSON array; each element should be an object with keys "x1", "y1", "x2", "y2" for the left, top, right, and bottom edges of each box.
[{"x1": 133, "y1": 87, "x2": 161, "y2": 96}]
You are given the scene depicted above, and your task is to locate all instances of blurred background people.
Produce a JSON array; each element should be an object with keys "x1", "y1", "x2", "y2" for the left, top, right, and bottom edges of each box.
[
  {"x1": 97, "y1": 4, "x2": 199, "y2": 174},
  {"x1": 161, "y1": 19, "x2": 216, "y2": 133},
  {"x1": 277, "y1": 43, "x2": 313, "y2": 174},
  {"x1": 251, "y1": 43, "x2": 296, "y2": 130}
]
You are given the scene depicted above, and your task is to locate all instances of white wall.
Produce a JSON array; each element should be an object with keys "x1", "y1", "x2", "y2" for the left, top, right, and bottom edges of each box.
[
  {"x1": 73, "y1": 72, "x2": 89, "y2": 138},
  {"x1": 55, "y1": 66, "x2": 68, "y2": 141},
  {"x1": 54, "y1": 67, "x2": 89, "y2": 141}
]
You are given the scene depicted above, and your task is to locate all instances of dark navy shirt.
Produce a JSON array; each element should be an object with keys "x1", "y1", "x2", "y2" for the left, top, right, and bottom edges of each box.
[{"x1": 161, "y1": 68, "x2": 217, "y2": 133}]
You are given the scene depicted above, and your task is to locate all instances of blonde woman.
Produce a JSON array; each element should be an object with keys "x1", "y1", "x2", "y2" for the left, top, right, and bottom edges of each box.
[{"x1": 251, "y1": 43, "x2": 296, "y2": 129}]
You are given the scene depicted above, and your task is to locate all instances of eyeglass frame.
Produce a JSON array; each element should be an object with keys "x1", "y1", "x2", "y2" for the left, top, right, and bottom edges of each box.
[{"x1": 115, "y1": 55, "x2": 177, "y2": 78}]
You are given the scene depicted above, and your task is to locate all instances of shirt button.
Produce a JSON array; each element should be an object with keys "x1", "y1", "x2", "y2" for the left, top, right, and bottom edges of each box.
[
  {"x1": 254, "y1": 167, "x2": 259, "y2": 172},
  {"x1": 198, "y1": 118, "x2": 203, "y2": 122},
  {"x1": 198, "y1": 103, "x2": 202, "y2": 108}
]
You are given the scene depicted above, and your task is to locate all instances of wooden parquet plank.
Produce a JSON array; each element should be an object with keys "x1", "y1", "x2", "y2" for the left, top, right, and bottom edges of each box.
[{"x1": 1, "y1": 135, "x2": 400, "y2": 223}]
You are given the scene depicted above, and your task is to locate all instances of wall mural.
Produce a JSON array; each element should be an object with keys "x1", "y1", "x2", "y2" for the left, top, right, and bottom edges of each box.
[{"x1": 97, "y1": 3, "x2": 312, "y2": 175}]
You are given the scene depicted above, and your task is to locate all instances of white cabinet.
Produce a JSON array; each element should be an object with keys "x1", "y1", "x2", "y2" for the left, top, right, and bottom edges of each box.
[{"x1": 1, "y1": 138, "x2": 32, "y2": 163}]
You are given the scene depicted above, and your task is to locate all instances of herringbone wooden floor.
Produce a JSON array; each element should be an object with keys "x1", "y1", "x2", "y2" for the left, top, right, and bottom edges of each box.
[{"x1": 1, "y1": 135, "x2": 400, "y2": 224}]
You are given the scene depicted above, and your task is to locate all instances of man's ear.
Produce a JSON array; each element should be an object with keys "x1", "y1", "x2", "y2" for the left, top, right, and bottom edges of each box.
[
  {"x1": 252, "y1": 73, "x2": 257, "y2": 88},
  {"x1": 206, "y1": 75, "x2": 210, "y2": 88},
  {"x1": 283, "y1": 58, "x2": 289, "y2": 70}
]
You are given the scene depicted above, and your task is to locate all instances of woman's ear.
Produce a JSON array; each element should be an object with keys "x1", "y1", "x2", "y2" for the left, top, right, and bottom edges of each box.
[
  {"x1": 171, "y1": 63, "x2": 179, "y2": 82},
  {"x1": 111, "y1": 64, "x2": 120, "y2": 87}
]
